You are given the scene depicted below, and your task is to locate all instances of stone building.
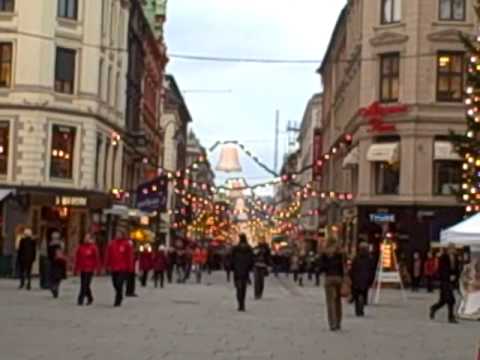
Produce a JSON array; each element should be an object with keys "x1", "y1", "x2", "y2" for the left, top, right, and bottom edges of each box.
[
  {"x1": 318, "y1": 0, "x2": 476, "y2": 255},
  {"x1": 0, "y1": 0, "x2": 129, "y2": 262}
]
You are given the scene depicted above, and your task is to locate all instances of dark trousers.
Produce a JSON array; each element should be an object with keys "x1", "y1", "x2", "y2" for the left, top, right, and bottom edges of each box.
[
  {"x1": 154, "y1": 271, "x2": 165, "y2": 288},
  {"x1": 19, "y1": 263, "x2": 33, "y2": 289},
  {"x1": 325, "y1": 276, "x2": 343, "y2": 330},
  {"x1": 235, "y1": 277, "x2": 248, "y2": 310},
  {"x1": 426, "y1": 276, "x2": 434, "y2": 293},
  {"x1": 315, "y1": 272, "x2": 321, "y2": 287},
  {"x1": 254, "y1": 267, "x2": 265, "y2": 299},
  {"x1": 126, "y1": 272, "x2": 136, "y2": 295},
  {"x1": 112, "y1": 272, "x2": 126, "y2": 306},
  {"x1": 194, "y1": 265, "x2": 202, "y2": 284},
  {"x1": 78, "y1": 272, "x2": 94, "y2": 305},
  {"x1": 140, "y1": 271, "x2": 150, "y2": 287},
  {"x1": 431, "y1": 283, "x2": 456, "y2": 320},
  {"x1": 167, "y1": 266, "x2": 173, "y2": 283},
  {"x1": 352, "y1": 288, "x2": 367, "y2": 316},
  {"x1": 411, "y1": 276, "x2": 421, "y2": 291},
  {"x1": 226, "y1": 269, "x2": 231, "y2": 283}
]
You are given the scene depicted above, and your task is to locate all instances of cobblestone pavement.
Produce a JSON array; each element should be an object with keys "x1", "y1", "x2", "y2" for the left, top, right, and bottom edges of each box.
[{"x1": 0, "y1": 273, "x2": 478, "y2": 360}]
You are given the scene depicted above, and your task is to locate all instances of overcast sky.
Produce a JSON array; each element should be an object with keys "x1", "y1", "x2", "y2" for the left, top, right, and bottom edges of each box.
[{"x1": 165, "y1": 0, "x2": 346, "y2": 191}]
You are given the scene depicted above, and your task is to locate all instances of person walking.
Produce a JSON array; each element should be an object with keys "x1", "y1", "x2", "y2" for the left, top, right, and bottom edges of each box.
[
  {"x1": 192, "y1": 245, "x2": 207, "y2": 284},
  {"x1": 321, "y1": 241, "x2": 345, "y2": 331},
  {"x1": 153, "y1": 245, "x2": 167, "y2": 288},
  {"x1": 47, "y1": 232, "x2": 67, "y2": 299},
  {"x1": 17, "y1": 228, "x2": 37, "y2": 290},
  {"x1": 232, "y1": 234, "x2": 254, "y2": 312},
  {"x1": 139, "y1": 246, "x2": 153, "y2": 287},
  {"x1": 411, "y1": 251, "x2": 422, "y2": 292},
  {"x1": 350, "y1": 243, "x2": 372, "y2": 317},
  {"x1": 424, "y1": 251, "x2": 438, "y2": 293},
  {"x1": 105, "y1": 232, "x2": 134, "y2": 307},
  {"x1": 125, "y1": 238, "x2": 138, "y2": 297},
  {"x1": 430, "y1": 245, "x2": 459, "y2": 323},
  {"x1": 74, "y1": 233, "x2": 100, "y2": 306},
  {"x1": 314, "y1": 253, "x2": 323, "y2": 287},
  {"x1": 297, "y1": 252, "x2": 306, "y2": 287},
  {"x1": 290, "y1": 253, "x2": 300, "y2": 283},
  {"x1": 224, "y1": 246, "x2": 233, "y2": 283},
  {"x1": 253, "y1": 239, "x2": 271, "y2": 300},
  {"x1": 166, "y1": 247, "x2": 176, "y2": 283}
]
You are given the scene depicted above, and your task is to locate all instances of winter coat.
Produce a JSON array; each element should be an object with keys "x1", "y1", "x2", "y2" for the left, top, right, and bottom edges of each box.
[
  {"x1": 17, "y1": 236, "x2": 36, "y2": 267},
  {"x1": 192, "y1": 248, "x2": 208, "y2": 266},
  {"x1": 321, "y1": 253, "x2": 345, "y2": 278},
  {"x1": 105, "y1": 237, "x2": 134, "y2": 273},
  {"x1": 424, "y1": 257, "x2": 438, "y2": 277},
  {"x1": 412, "y1": 258, "x2": 422, "y2": 278},
  {"x1": 232, "y1": 242, "x2": 254, "y2": 280},
  {"x1": 253, "y1": 243, "x2": 271, "y2": 268},
  {"x1": 74, "y1": 243, "x2": 100, "y2": 273},
  {"x1": 350, "y1": 252, "x2": 372, "y2": 291},
  {"x1": 153, "y1": 251, "x2": 168, "y2": 272},
  {"x1": 437, "y1": 253, "x2": 456, "y2": 283},
  {"x1": 48, "y1": 240, "x2": 67, "y2": 281},
  {"x1": 139, "y1": 251, "x2": 154, "y2": 272}
]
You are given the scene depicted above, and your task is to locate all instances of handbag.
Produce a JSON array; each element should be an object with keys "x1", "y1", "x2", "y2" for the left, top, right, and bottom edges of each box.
[{"x1": 340, "y1": 278, "x2": 352, "y2": 298}]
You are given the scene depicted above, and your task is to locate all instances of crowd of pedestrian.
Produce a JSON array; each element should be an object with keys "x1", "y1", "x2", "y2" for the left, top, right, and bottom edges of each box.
[{"x1": 14, "y1": 227, "x2": 472, "y2": 331}]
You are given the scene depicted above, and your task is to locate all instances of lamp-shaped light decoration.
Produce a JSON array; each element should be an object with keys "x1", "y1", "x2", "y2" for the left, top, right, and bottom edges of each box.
[{"x1": 215, "y1": 145, "x2": 242, "y2": 173}]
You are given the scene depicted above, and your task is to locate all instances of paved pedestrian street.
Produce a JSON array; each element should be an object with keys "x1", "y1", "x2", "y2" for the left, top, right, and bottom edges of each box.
[{"x1": 0, "y1": 274, "x2": 478, "y2": 360}]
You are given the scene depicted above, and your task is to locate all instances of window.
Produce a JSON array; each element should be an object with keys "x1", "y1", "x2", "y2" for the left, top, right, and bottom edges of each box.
[
  {"x1": 111, "y1": 144, "x2": 117, "y2": 187},
  {"x1": 50, "y1": 125, "x2": 76, "y2": 179},
  {"x1": 439, "y1": 0, "x2": 465, "y2": 21},
  {"x1": 114, "y1": 72, "x2": 120, "y2": 109},
  {"x1": 55, "y1": 47, "x2": 76, "y2": 94},
  {"x1": 103, "y1": 139, "x2": 110, "y2": 189},
  {"x1": 0, "y1": 0, "x2": 13, "y2": 12},
  {"x1": 0, "y1": 122, "x2": 9, "y2": 175},
  {"x1": 0, "y1": 43, "x2": 12, "y2": 88},
  {"x1": 98, "y1": 59, "x2": 104, "y2": 100},
  {"x1": 381, "y1": 0, "x2": 401, "y2": 24},
  {"x1": 94, "y1": 134, "x2": 102, "y2": 188},
  {"x1": 437, "y1": 52, "x2": 464, "y2": 102},
  {"x1": 434, "y1": 161, "x2": 461, "y2": 195},
  {"x1": 380, "y1": 53, "x2": 400, "y2": 103},
  {"x1": 375, "y1": 162, "x2": 400, "y2": 195},
  {"x1": 106, "y1": 65, "x2": 112, "y2": 105},
  {"x1": 58, "y1": 0, "x2": 77, "y2": 20}
]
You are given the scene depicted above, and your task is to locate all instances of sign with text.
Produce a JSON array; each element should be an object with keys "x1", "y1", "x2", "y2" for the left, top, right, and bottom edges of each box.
[
  {"x1": 369, "y1": 213, "x2": 395, "y2": 223},
  {"x1": 136, "y1": 175, "x2": 168, "y2": 213},
  {"x1": 55, "y1": 196, "x2": 87, "y2": 207}
]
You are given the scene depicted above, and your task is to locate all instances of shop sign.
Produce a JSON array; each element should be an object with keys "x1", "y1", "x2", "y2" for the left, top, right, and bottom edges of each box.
[
  {"x1": 55, "y1": 196, "x2": 87, "y2": 207},
  {"x1": 136, "y1": 175, "x2": 168, "y2": 213},
  {"x1": 369, "y1": 213, "x2": 395, "y2": 223}
]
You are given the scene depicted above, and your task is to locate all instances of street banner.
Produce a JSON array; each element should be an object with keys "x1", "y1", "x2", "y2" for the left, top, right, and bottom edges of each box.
[{"x1": 136, "y1": 175, "x2": 168, "y2": 213}]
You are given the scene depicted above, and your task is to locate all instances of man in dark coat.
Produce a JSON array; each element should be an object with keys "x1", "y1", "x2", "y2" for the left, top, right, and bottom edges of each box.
[
  {"x1": 430, "y1": 245, "x2": 458, "y2": 323},
  {"x1": 232, "y1": 234, "x2": 254, "y2": 312},
  {"x1": 350, "y1": 243, "x2": 372, "y2": 316},
  {"x1": 253, "y1": 239, "x2": 271, "y2": 300},
  {"x1": 17, "y1": 228, "x2": 36, "y2": 290}
]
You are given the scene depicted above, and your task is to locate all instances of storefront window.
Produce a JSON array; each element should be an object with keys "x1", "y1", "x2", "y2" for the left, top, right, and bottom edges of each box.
[
  {"x1": 375, "y1": 162, "x2": 400, "y2": 195},
  {"x1": 50, "y1": 125, "x2": 76, "y2": 179},
  {"x1": 0, "y1": 121, "x2": 9, "y2": 175},
  {"x1": 434, "y1": 161, "x2": 461, "y2": 195}
]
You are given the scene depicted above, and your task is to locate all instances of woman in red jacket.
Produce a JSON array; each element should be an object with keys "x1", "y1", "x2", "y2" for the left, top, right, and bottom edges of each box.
[
  {"x1": 74, "y1": 233, "x2": 100, "y2": 306},
  {"x1": 139, "y1": 245, "x2": 154, "y2": 287},
  {"x1": 424, "y1": 251, "x2": 438, "y2": 293},
  {"x1": 153, "y1": 245, "x2": 168, "y2": 288}
]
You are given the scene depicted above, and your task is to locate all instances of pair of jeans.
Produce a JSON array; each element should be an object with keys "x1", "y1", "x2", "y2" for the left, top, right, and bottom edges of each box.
[
  {"x1": 254, "y1": 267, "x2": 265, "y2": 299},
  {"x1": 352, "y1": 288, "x2": 367, "y2": 316},
  {"x1": 78, "y1": 272, "x2": 94, "y2": 305},
  {"x1": 111, "y1": 272, "x2": 127, "y2": 306},
  {"x1": 154, "y1": 271, "x2": 165, "y2": 288},
  {"x1": 19, "y1": 263, "x2": 33, "y2": 289},
  {"x1": 140, "y1": 271, "x2": 150, "y2": 287},
  {"x1": 325, "y1": 276, "x2": 343, "y2": 330},
  {"x1": 193, "y1": 265, "x2": 202, "y2": 284},
  {"x1": 235, "y1": 277, "x2": 248, "y2": 310},
  {"x1": 431, "y1": 282, "x2": 456, "y2": 320},
  {"x1": 126, "y1": 272, "x2": 136, "y2": 295}
]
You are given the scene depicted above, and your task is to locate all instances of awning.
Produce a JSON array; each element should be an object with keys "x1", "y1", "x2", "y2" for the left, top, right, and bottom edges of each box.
[
  {"x1": 342, "y1": 147, "x2": 359, "y2": 168},
  {"x1": 367, "y1": 143, "x2": 399, "y2": 162},
  {"x1": 434, "y1": 141, "x2": 461, "y2": 161},
  {"x1": 104, "y1": 205, "x2": 155, "y2": 218},
  {"x1": 0, "y1": 189, "x2": 15, "y2": 202}
]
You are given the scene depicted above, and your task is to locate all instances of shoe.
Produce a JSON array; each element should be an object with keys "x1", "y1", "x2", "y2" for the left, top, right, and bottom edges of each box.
[
  {"x1": 238, "y1": 307, "x2": 245, "y2": 312},
  {"x1": 126, "y1": 293, "x2": 138, "y2": 298},
  {"x1": 87, "y1": 299, "x2": 93, "y2": 306}
]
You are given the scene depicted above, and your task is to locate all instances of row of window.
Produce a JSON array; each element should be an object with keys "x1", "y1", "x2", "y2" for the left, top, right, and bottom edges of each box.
[
  {"x1": 0, "y1": 0, "x2": 78, "y2": 18},
  {"x1": 380, "y1": 51, "x2": 464, "y2": 103},
  {"x1": 0, "y1": 122, "x2": 117, "y2": 189},
  {"x1": 382, "y1": 0, "x2": 467, "y2": 24}
]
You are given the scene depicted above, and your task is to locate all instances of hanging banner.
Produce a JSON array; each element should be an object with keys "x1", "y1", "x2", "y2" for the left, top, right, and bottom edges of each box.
[{"x1": 136, "y1": 175, "x2": 169, "y2": 213}]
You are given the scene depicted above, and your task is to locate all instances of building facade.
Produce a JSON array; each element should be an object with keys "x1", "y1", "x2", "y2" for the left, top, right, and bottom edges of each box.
[
  {"x1": 0, "y1": 0, "x2": 129, "y2": 263},
  {"x1": 319, "y1": 0, "x2": 476, "y2": 255}
]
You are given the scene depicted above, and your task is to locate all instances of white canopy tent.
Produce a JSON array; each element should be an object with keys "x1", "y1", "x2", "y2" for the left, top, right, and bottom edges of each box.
[{"x1": 440, "y1": 213, "x2": 480, "y2": 250}]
